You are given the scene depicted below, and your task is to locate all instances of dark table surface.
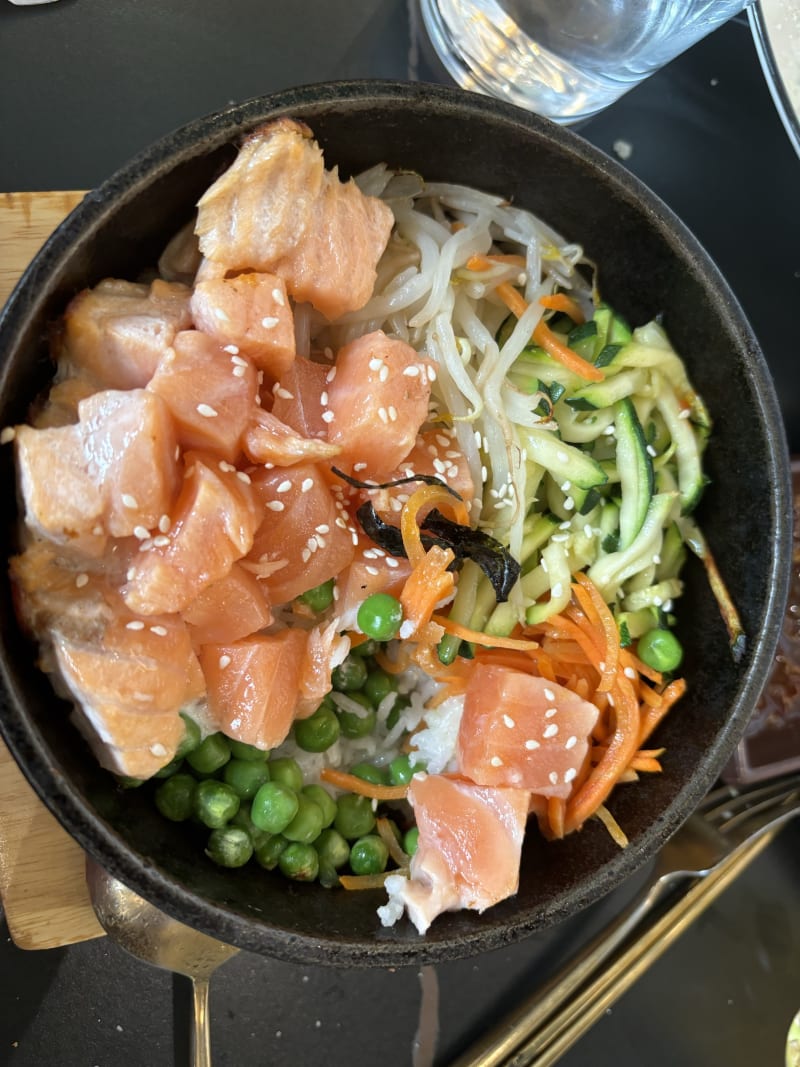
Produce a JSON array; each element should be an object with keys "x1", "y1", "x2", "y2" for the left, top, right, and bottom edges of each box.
[{"x1": 1, "y1": 3, "x2": 799, "y2": 1065}]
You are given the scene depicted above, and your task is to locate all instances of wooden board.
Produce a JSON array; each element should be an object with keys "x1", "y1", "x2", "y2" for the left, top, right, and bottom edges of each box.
[{"x1": 0, "y1": 191, "x2": 105, "y2": 949}]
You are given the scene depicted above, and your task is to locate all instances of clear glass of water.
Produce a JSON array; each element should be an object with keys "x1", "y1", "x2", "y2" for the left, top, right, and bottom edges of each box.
[{"x1": 419, "y1": 0, "x2": 753, "y2": 123}]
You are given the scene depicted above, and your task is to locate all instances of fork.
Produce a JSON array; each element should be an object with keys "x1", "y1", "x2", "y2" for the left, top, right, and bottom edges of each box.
[{"x1": 454, "y1": 771, "x2": 800, "y2": 1067}]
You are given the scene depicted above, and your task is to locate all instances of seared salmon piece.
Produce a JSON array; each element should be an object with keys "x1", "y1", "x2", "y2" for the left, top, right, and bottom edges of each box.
[
  {"x1": 158, "y1": 217, "x2": 202, "y2": 285},
  {"x1": 195, "y1": 118, "x2": 392, "y2": 321},
  {"x1": 246, "y1": 462, "x2": 355, "y2": 606},
  {"x1": 269, "y1": 356, "x2": 330, "y2": 441},
  {"x1": 183, "y1": 561, "x2": 273, "y2": 646},
  {"x1": 51, "y1": 613, "x2": 202, "y2": 778},
  {"x1": 123, "y1": 451, "x2": 260, "y2": 616},
  {"x1": 457, "y1": 665, "x2": 599, "y2": 798},
  {"x1": 325, "y1": 331, "x2": 434, "y2": 480},
  {"x1": 57, "y1": 278, "x2": 193, "y2": 390},
  {"x1": 242, "y1": 407, "x2": 340, "y2": 467},
  {"x1": 380, "y1": 774, "x2": 530, "y2": 935},
  {"x1": 190, "y1": 272, "x2": 296, "y2": 379},
  {"x1": 148, "y1": 330, "x2": 259, "y2": 463},
  {"x1": 199, "y1": 628, "x2": 308, "y2": 750}
]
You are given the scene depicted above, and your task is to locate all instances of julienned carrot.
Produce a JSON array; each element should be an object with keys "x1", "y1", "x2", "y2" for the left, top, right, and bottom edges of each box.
[
  {"x1": 339, "y1": 872, "x2": 393, "y2": 891},
  {"x1": 638, "y1": 677, "x2": 687, "y2": 746},
  {"x1": 399, "y1": 483, "x2": 470, "y2": 567},
  {"x1": 573, "y1": 573, "x2": 620, "y2": 692},
  {"x1": 565, "y1": 672, "x2": 641, "y2": 833},
  {"x1": 400, "y1": 545, "x2": 456, "y2": 637},
  {"x1": 376, "y1": 817, "x2": 411, "y2": 867},
  {"x1": 547, "y1": 796, "x2": 566, "y2": 840},
  {"x1": 619, "y1": 646, "x2": 664, "y2": 686},
  {"x1": 431, "y1": 613, "x2": 541, "y2": 652},
  {"x1": 594, "y1": 804, "x2": 629, "y2": 848},
  {"x1": 320, "y1": 768, "x2": 410, "y2": 801},
  {"x1": 539, "y1": 292, "x2": 585, "y2": 324},
  {"x1": 628, "y1": 755, "x2": 663, "y2": 774}
]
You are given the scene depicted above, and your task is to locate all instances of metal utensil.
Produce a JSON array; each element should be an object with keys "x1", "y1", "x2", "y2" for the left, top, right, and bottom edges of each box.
[
  {"x1": 455, "y1": 772, "x2": 800, "y2": 1067},
  {"x1": 85, "y1": 857, "x2": 238, "y2": 1067}
]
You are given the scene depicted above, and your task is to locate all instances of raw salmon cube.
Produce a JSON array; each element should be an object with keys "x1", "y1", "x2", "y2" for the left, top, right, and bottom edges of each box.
[
  {"x1": 242, "y1": 407, "x2": 340, "y2": 467},
  {"x1": 199, "y1": 628, "x2": 308, "y2": 749},
  {"x1": 334, "y1": 549, "x2": 412, "y2": 631},
  {"x1": 183, "y1": 561, "x2": 273, "y2": 646},
  {"x1": 10, "y1": 541, "x2": 116, "y2": 639},
  {"x1": 147, "y1": 330, "x2": 258, "y2": 463},
  {"x1": 246, "y1": 462, "x2": 355, "y2": 605},
  {"x1": 57, "y1": 278, "x2": 193, "y2": 389},
  {"x1": 457, "y1": 666, "x2": 599, "y2": 798},
  {"x1": 123, "y1": 451, "x2": 259, "y2": 616},
  {"x1": 191, "y1": 272, "x2": 295, "y2": 379},
  {"x1": 269, "y1": 356, "x2": 330, "y2": 441},
  {"x1": 380, "y1": 774, "x2": 530, "y2": 935},
  {"x1": 325, "y1": 331, "x2": 434, "y2": 480}
]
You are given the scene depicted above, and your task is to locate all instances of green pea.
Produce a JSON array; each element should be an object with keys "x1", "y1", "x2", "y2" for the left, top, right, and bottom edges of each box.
[
  {"x1": 268, "y1": 757, "x2": 304, "y2": 792},
  {"x1": 193, "y1": 779, "x2": 240, "y2": 829},
  {"x1": 637, "y1": 627, "x2": 684, "y2": 673},
  {"x1": 357, "y1": 593, "x2": 403, "y2": 641},
  {"x1": 363, "y1": 668, "x2": 397, "y2": 707},
  {"x1": 186, "y1": 733, "x2": 231, "y2": 775},
  {"x1": 334, "y1": 793, "x2": 376, "y2": 840},
  {"x1": 250, "y1": 781, "x2": 299, "y2": 834},
  {"x1": 350, "y1": 761, "x2": 389, "y2": 785},
  {"x1": 389, "y1": 754, "x2": 426, "y2": 786},
  {"x1": 222, "y1": 758, "x2": 271, "y2": 799},
  {"x1": 299, "y1": 578, "x2": 335, "y2": 613},
  {"x1": 154, "y1": 773, "x2": 196, "y2": 822},
  {"x1": 385, "y1": 695, "x2": 410, "y2": 731},
  {"x1": 176, "y1": 713, "x2": 202, "y2": 758},
  {"x1": 331, "y1": 654, "x2": 368, "y2": 692},
  {"x1": 205, "y1": 826, "x2": 253, "y2": 868},
  {"x1": 318, "y1": 860, "x2": 340, "y2": 889},
  {"x1": 278, "y1": 842, "x2": 319, "y2": 882},
  {"x1": 315, "y1": 827, "x2": 351, "y2": 869},
  {"x1": 255, "y1": 834, "x2": 288, "y2": 870},
  {"x1": 282, "y1": 794, "x2": 325, "y2": 844},
  {"x1": 403, "y1": 826, "x2": 420, "y2": 857},
  {"x1": 349, "y1": 834, "x2": 389, "y2": 876},
  {"x1": 293, "y1": 703, "x2": 340, "y2": 752},
  {"x1": 336, "y1": 692, "x2": 377, "y2": 739},
  {"x1": 153, "y1": 755, "x2": 184, "y2": 779},
  {"x1": 351, "y1": 638, "x2": 379, "y2": 658},
  {"x1": 302, "y1": 784, "x2": 337, "y2": 828},
  {"x1": 230, "y1": 806, "x2": 270, "y2": 848},
  {"x1": 228, "y1": 739, "x2": 270, "y2": 762}
]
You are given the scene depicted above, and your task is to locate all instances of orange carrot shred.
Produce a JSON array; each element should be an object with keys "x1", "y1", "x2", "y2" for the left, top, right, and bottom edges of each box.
[
  {"x1": 431, "y1": 614, "x2": 540, "y2": 652},
  {"x1": 376, "y1": 817, "x2": 411, "y2": 868},
  {"x1": 539, "y1": 292, "x2": 586, "y2": 324},
  {"x1": 320, "y1": 768, "x2": 410, "y2": 801},
  {"x1": 339, "y1": 872, "x2": 394, "y2": 891},
  {"x1": 400, "y1": 545, "x2": 456, "y2": 637}
]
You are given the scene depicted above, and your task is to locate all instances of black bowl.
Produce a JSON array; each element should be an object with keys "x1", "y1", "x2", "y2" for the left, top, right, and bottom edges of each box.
[{"x1": 0, "y1": 80, "x2": 791, "y2": 967}]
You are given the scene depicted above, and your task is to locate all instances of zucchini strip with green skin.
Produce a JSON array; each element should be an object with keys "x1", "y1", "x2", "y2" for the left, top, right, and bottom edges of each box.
[
  {"x1": 652, "y1": 373, "x2": 707, "y2": 512},
  {"x1": 616, "y1": 396, "x2": 655, "y2": 549},
  {"x1": 587, "y1": 492, "x2": 678, "y2": 599}
]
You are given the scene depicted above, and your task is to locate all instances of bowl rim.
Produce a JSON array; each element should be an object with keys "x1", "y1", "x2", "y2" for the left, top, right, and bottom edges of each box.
[{"x1": 0, "y1": 78, "x2": 793, "y2": 966}]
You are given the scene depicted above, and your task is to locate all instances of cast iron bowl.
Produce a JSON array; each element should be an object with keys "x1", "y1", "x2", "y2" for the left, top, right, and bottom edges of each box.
[{"x1": 0, "y1": 81, "x2": 791, "y2": 967}]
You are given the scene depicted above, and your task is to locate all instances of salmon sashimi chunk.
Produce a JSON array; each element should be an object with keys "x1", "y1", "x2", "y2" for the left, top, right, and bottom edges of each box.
[
  {"x1": 31, "y1": 377, "x2": 96, "y2": 429},
  {"x1": 334, "y1": 547, "x2": 412, "y2": 631},
  {"x1": 124, "y1": 451, "x2": 259, "y2": 616},
  {"x1": 147, "y1": 330, "x2": 259, "y2": 463},
  {"x1": 56, "y1": 278, "x2": 193, "y2": 390},
  {"x1": 457, "y1": 665, "x2": 599, "y2": 798},
  {"x1": 51, "y1": 613, "x2": 202, "y2": 778},
  {"x1": 183, "y1": 561, "x2": 273, "y2": 646},
  {"x1": 379, "y1": 774, "x2": 530, "y2": 935},
  {"x1": 242, "y1": 407, "x2": 340, "y2": 467},
  {"x1": 246, "y1": 462, "x2": 355, "y2": 605},
  {"x1": 269, "y1": 356, "x2": 331, "y2": 441},
  {"x1": 190, "y1": 272, "x2": 296, "y2": 379},
  {"x1": 195, "y1": 118, "x2": 393, "y2": 321},
  {"x1": 325, "y1": 331, "x2": 434, "y2": 480},
  {"x1": 199, "y1": 628, "x2": 308, "y2": 750},
  {"x1": 15, "y1": 389, "x2": 179, "y2": 546}
]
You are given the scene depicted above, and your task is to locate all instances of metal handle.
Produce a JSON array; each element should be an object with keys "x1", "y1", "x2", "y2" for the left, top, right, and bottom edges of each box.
[{"x1": 191, "y1": 977, "x2": 212, "y2": 1067}]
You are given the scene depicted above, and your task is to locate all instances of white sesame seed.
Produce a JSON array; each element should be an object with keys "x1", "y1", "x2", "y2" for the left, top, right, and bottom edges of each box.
[
  {"x1": 398, "y1": 619, "x2": 416, "y2": 640},
  {"x1": 607, "y1": 692, "x2": 615, "y2": 707},
  {"x1": 678, "y1": 408, "x2": 691, "y2": 419},
  {"x1": 433, "y1": 458, "x2": 447, "y2": 474},
  {"x1": 543, "y1": 688, "x2": 555, "y2": 702},
  {"x1": 624, "y1": 666, "x2": 637, "y2": 680},
  {"x1": 315, "y1": 524, "x2": 330, "y2": 534},
  {"x1": 153, "y1": 535, "x2": 170, "y2": 547},
  {"x1": 321, "y1": 410, "x2": 335, "y2": 423},
  {"x1": 646, "y1": 444, "x2": 657, "y2": 457},
  {"x1": 139, "y1": 538, "x2": 154, "y2": 551},
  {"x1": 121, "y1": 493, "x2": 138, "y2": 509},
  {"x1": 126, "y1": 567, "x2": 136, "y2": 581},
  {"x1": 236, "y1": 471, "x2": 251, "y2": 484},
  {"x1": 261, "y1": 316, "x2": 279, "y2": 329},
  {"x1": 320, "y1": 391, "x2": 329, "y2": 406},
  {"x1": 126, "y1": 620, "x2": 145, "y2": 631},
  {"x1": 525, "y1": 739, "x2": 540, "y2": 750},
  {"x1": 560, "y1": 481, "x2": 571, "y2": 492},
  {"x1": 301, "y1": 478, "x2": 314, "y2": 493},
  {"x1": 503, "y1": 714, "x2": 516, "y2": 729},
  {"x1": 551, "y1": 582, "x2": 563, "y2": 598},
  {"x1": 543, "y1": 723, "x2": 559, "y2": 738},
  {"x1": 599, "y1": 660, "x2": 606, "y2": 671},
  {"x1": 545, "y1": 707, "x2": 558, "y2": 718},
  {"x1": 232, "y1": 365, "x2": 246, "y2": 377},
  {"x1": 274, "y1": 386, "x2": 294, "y2": 400},
  {"x1": 564, "y1": 768, "x2": 577, "y2": 783},
  {"x1": 353, "y1": 462, "x2": 367, "y2": 472},
  {"x1": 363, "y1": 549, "x2": 377, "y2": 559},
  {"x1": 335, "y1": 516, "x2": 348, "y2": 528},
  {"x1": 652, "y1": 553, "x2": 661, "y2": 564},
  {"x1": 224, "y1": 344, "x2": 241, "y2": 355},
  {"x1": 351, "y1": 531, "x2": 359, "y2": 545},
  {"x1": 323, "y1": 347, "x2": 333, "y2": 361},
  {"x1": 365, "y1": 565, "x2": 380, "y2": 576},
  {"x1": 272, "y1": 288, "x2": 285, "y2": 306},
  {"x1": 426, "y1": 365, "x2": 437, "y2": 382},
  {"x1": 213, "y1": 307, "x2": 228, "y2": 320},
  {"x1": 604, "y1": 424, "x2": 616, "y2": 436},
  {"x1": 92, "y1": 525, "x2": 104, "y2": 536},
  {"x1": 307, "y1": 537, "x2": 319, "y2": 553},
  {"x1": 219, "y1": 460, "x2": 236, "y2": 472},
  {"x1": 326, "y1": 367, "x2": 337, "y2": 383},
  {"x1": 490, "y1": 756, "x2": 504, "y2": 767},
  {"x1": 481, "y1": 465, "x2": 488, "y2": 481},
  {"x1": 386, "y1": 557, "x2": 399, "y2": 568},
  {"x1": 219, "y1": 654, "x2": 232, "y2": 668},
  {"x1": 379, "y1": 365, "x2": 389, "y2": 383},
  {"x1": 150, "y1": 625, "x2": 168, "y2": 636},
  {"x1": 403, "y1": 365, "x2": 420, "y2": 377},
  {"x1": 150, "y1": 743, "x2": 167, "y2": 758},
  {"x1": 75, "y1": 573, "x2": 89, "y2": 588},
  {"x1": 549, "y1": 771, "x2": 559, "y2": 785},
  {"x1": 378, "y1": 407, "x2": 389, "y2": 424},
  {"x1": 158, "y1": 514, "x2": 171, "y2": 533},
  {"x1": 551, "y1": 533, "x2": 569, "y2": 543},
  {"x1": 301, "y1": 548, "x2": 311, "y2": 563},
  {"x1": 541, "y1": 558, "x2": 549, "y2": 573},
  {"x1": 133, "y1": 525, "x2": 150, "y2": 540},
  {"x1": 584, "y1": 524, "x2": 593, "y2": 538},
  {"x1": 196, "y1": 403, "x2": 218, "y2": 418},
  {"x1": 267, "y1": 500, "x2": 285, "y2": 511},
  {"x1": 556, "y1": 450, "x2": 568, "y2": 463},
  {"x1": 369, "y1": 357, "x2": 384, "y2": 372},
  {"x1": 564, "y1": 497, "x2": 575, "y2": 511}
]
